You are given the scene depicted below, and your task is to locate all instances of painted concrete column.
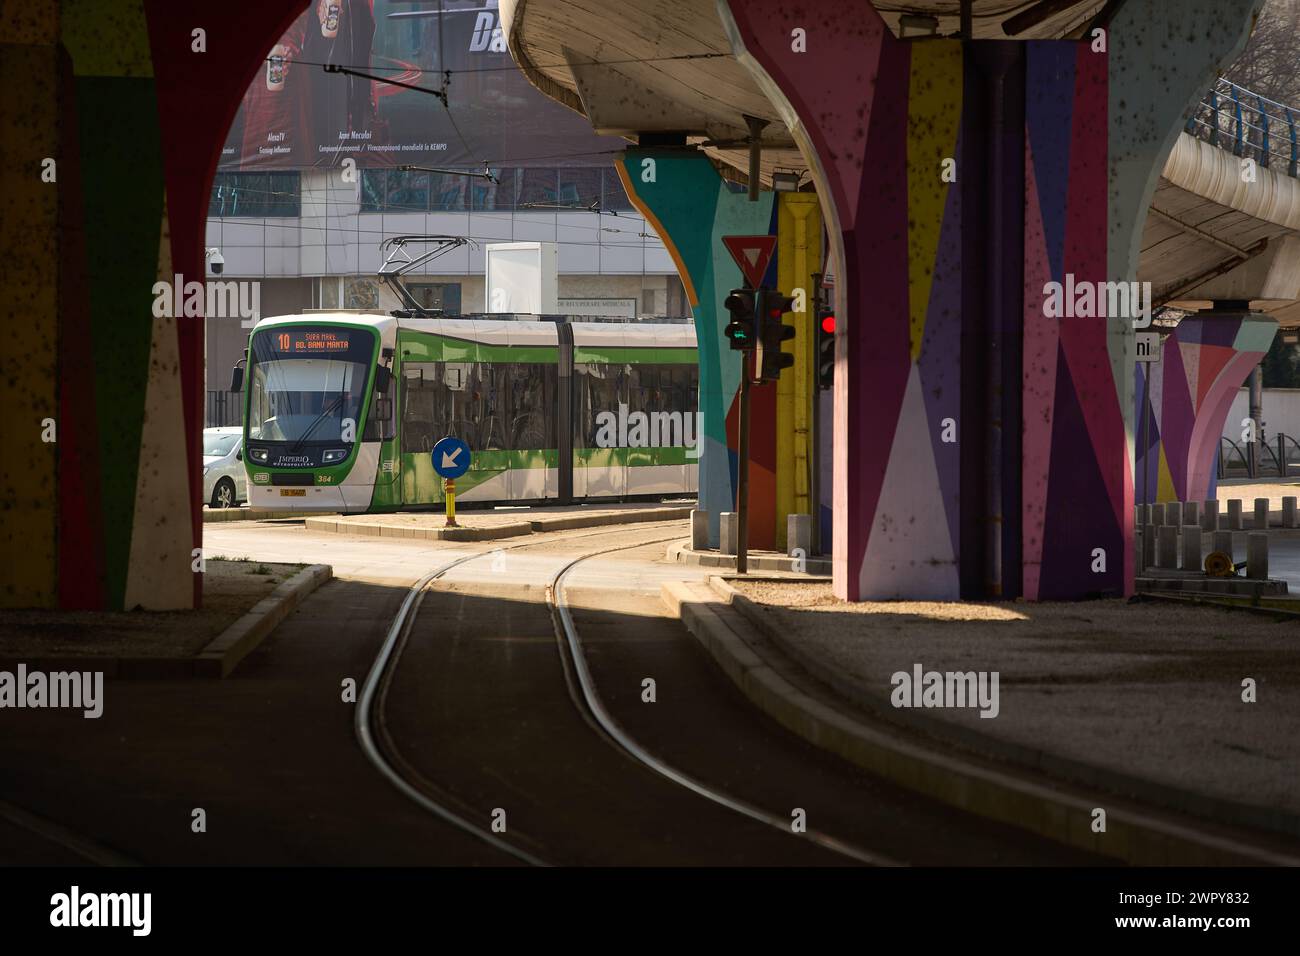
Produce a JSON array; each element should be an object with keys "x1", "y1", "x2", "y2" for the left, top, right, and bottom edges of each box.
[
  {"x1": 1136, "y1": 312, "x2": 1277, "y2": 504},
  {"x1": 616, "y1": 153, "x2": 785, "y2": 548},
  {"x1": 1, "y1": 0, "x2": 317, "y2": 609},
  {"x1": 719, "y1": 0, "x2": 1260, "y2": 601}
]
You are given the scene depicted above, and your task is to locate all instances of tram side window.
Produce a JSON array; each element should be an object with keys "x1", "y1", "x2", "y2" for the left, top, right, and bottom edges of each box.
[
  {"x1": 402, "y1": 361, "x2": 558, "y2": 453},
  {"x1": 574, "y1": 362, "x2": 628, "y2": 449},
  {"x1": 505, "y1": 363, "x2": 558, "y2": 450},
  {"x1": 628, "y1": 364, "x2": 699, "y2": 447}
]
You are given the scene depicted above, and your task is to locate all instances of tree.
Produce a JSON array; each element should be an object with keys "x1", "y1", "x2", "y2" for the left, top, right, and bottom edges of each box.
[
  {"x1": 1223, "y1": 0, "x2": 1300, "y2": 105},
  {"x1": 1261, "y1": 329, "x2": 1300, "y2": 387}
]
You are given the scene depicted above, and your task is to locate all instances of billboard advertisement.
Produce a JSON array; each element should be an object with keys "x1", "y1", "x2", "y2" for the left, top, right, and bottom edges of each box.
[{"x1": 219, "y1": 0, "x2": 624, "y2": 171}]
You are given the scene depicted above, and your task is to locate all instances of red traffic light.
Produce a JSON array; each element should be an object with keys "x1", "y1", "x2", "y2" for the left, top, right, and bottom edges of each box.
[{"x1": 820, "y1": 314, "x2": 836, "y2": 334}]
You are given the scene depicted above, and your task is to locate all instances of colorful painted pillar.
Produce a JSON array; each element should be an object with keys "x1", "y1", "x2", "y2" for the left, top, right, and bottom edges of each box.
[
  {"x1": 720, "y1": 0, "x2": 1260, "y2": 600},
  {"x1": 619, "y1": 151, "x2": 822, "y2": 551},
  {"x1": 1137, "y1": 312, "x2": 1277, "y2": 505},
  {"x1": 1, "y1": 1, "x2": 307, "y2": 609}
]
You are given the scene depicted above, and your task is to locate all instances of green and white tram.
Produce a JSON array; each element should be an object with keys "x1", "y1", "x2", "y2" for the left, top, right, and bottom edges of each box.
[{"x1": 232, "y1": 312, "x2": 699, "y2": 512}]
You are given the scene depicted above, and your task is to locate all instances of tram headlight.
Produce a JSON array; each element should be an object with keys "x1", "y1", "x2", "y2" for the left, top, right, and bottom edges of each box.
[
  {"x1": 249, "y1": 447, "x2": 269, "y2": 463},
  {"x1": 322, "y1": 448, "x2": 348, "y2": 464}
]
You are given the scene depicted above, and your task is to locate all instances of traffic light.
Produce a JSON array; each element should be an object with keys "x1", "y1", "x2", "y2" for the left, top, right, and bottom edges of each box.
[
  {"x1": 755, "y1": 289, "x2": 796, "y2": 383},
  {"x1": 723, "y1": 288, "x2": 757, "y2": 351},
  {"x1": 815, "y1": 305, "x2": 835, "y2": 390}
]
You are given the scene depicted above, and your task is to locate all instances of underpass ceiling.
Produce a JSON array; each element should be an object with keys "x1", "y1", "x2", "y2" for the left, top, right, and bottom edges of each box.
[
  {"x1": 501, "y1": 1, "x2": 1104, "y2": 184},
  {"x1": 502, "y1": 0, "x2": 1297, "y2": 325}
]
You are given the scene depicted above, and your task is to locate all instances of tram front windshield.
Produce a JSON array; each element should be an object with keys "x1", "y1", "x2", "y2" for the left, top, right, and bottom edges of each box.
[{"x1": 247, "y1": 326, "x2": 375, "y2": 445}]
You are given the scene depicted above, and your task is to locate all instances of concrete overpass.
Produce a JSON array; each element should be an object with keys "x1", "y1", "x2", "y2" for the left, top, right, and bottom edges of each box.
[
  {"x1": 502, "y1": 0, "x2": 1269, "y2": 600},
  {"x1": 1, "y1": 0, "x2": 1281, "y2": 611}
]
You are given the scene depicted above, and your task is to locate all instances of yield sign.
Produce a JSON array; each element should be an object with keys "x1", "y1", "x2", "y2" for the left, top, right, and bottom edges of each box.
[{"x1": 722, "y1": 234, "x2": 776, "y2": 289}]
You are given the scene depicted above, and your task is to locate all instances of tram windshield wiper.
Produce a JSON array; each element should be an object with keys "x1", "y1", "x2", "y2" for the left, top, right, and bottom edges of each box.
[{"x1": 289, "y1": 395, "x2": 345, "y2": 454}]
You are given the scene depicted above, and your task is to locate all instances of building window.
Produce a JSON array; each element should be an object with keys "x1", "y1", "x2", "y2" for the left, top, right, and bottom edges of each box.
[
  {"x1": 472, "y1": 168, "x2": 519, "y2": 211},
  {"x1": 209, "y1": 171, "x2": 301, "y2": 217},
  {"x1": 558, "y1": 167, "x2": 602, "y2": 209},
  {"x1": 405, "y1": 282, "x2": 462, "y2": 314},
  {"x1": 602, "y1": 167, "x2": 634, "y2": 212}
]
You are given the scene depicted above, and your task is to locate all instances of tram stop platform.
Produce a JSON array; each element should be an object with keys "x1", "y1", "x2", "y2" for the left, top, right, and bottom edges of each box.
[{"x1": 301, "y1": 501, "x2": 694, "y2": 542}]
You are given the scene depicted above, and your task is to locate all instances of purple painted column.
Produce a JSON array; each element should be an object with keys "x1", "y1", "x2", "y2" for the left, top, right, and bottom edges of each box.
[
  {"x1": 1137, "y1": 312, "x2": 1277, "y2": 504},
  {"x1": 718, "y1": 0, "x2": 1259, "y2": 601}
]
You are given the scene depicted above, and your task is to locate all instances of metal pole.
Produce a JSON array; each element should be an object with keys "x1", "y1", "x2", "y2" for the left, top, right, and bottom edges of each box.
[
  {"x1": 745, "y1": 115, "x2": 768, "y2": 203},
  {"x1": 810, "y1": 273, "x2": 822, "y2": 556},
  {"x1": 1138, "y1": 364, "x2": 1148, "y2": 571},
  {"x1": 736, "y1": 353, "x2": 752, "y2": 574},
  {"x1": 1249, "y1": 363, "x2": 1263, "y2": 478},
  {"x1": 444, "y1": 478, "x2": 458, "y2": 527}
]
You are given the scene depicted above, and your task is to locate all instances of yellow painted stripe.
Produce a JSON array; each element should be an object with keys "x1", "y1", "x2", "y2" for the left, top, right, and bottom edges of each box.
[
  {"x1": 776, "y1": 193, "x2": 822, "y2": 547},
  {"x1": 906, "y1": 41, "x2": 963, "y2": 362},
  {"x1": 1156, "y1": 443, "x2": 1177, "y2": 504},
  {"x1": 61, "y1": 0, "x2": 153, "y2": 78},
  {"x1": 0, "y1": 44, "x2": 59, "y2": 606},
  {"x1": 1, "y1": 2, "x2": 58, "y2": 43}
]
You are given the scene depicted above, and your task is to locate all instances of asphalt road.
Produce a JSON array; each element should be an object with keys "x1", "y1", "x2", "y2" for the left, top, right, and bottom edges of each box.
[{"x1": 0, "y1": 519, "x2": 1107, "y2": 865}]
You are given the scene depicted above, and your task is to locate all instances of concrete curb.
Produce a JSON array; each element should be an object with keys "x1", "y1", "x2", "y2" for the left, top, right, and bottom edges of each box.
[
  {"x1": 666, "y1": 540, "x2": 832, "y2": 575},
  {"x1": 0, "y1": 565, "x2": 332, "y2": 680},
  {"x1": 660, "y1": 578, "x2": 1300, "y2": 865},
  {"x1": 305, "y1": 506, "x2": 692, "y2": 542},
  {"x1": 195, "y1": 564, "x2": 332, "y2": 677},
  {"x1": 203, "y1": 507, "x2": 337, "y2": 522}
]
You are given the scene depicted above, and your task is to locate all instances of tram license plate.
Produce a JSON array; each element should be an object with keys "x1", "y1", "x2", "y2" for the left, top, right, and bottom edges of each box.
[{"x1": 279, "y1": 489, "x2": 306, "y2": 497}]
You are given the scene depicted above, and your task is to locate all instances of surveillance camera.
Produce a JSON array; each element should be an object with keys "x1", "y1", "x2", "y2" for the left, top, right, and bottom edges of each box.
[{"x1": 206, "y1": 247, "x2": 225, "y2": 275}]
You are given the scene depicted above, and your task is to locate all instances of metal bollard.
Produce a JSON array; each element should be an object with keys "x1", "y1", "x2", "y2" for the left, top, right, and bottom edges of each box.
[
  {"x1": 1284, "y1": 496, "x2": 1298, "y2": 529},
  {"x1": 1213, "y1": 530, "x2": 1234, "y2": 560},
  {"x1": 1157, "y1": 525, "x2": 1179, "y2": 569},
  {"x1": 719, "y1": 512, "x2": 738, "y2": 556},
  {"x1": 1247, "y1": 532, "x2": 1269, "y2": 580},
  {"x1": 690, "y1": 509, "x2": 709, "y2": 551},
  {"x1": 1202, "y1": 499, "x2": 1218, "y2": 532},
  {"x1": 1183, "y1": 501, "x2": 1199, "y2": 529},
  {"x1": 1150, "y1": 503, "x2": 1166, "y2": 527},
  {"x1": 1141, "y1": 524, "x2": 1156, "y2": 570},
  {"x1": 1135, "y1": 503, "x2": 1149, "y2": 527},
  {"x1": 1225, "y1": 499, "x2": 1243, "y2": 530},
  {"x1": 1165, "y1": 501, "x2": 1183, "y2": 527},
  {"x1": 1181, "y1": 524, "x2": 1202, "y2": 572},
  {"x1": 1254, "y1": 497, "x2": 1270, "y2": 531}
]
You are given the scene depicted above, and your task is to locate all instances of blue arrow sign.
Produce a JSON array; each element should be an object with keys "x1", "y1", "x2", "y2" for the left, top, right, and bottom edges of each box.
[{"x1": 431, "y1": 436, "x2": 471, "y2": 479}]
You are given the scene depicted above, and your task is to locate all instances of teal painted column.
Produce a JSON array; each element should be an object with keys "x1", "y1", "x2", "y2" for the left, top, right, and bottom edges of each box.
[{"x1": 617, "y1": 149, "x2": 775, "y2": 544}]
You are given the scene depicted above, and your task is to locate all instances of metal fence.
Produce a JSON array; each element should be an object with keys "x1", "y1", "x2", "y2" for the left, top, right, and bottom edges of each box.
[
  {"x1": 206, "y1": 390, "x2": 242, "y2": 428},
  {"x1": 1218, "y1": 433, "x2": 1300, "y2": 479},
  {"x1": 1186, "y1": 76, "x2": 1300, "y2": 177}
]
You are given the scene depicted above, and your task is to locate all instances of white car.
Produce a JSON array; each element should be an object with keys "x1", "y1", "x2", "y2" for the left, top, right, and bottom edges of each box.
[{"x1": 202, "y1": 426, "x2": 248, "y2": 509}]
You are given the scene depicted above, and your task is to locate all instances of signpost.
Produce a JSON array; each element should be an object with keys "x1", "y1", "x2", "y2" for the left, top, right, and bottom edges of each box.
[
  {"x1": 1136, "y1": 332, "x2": 1161, "y2": 556},
  {"x1": 721, "y1": 235, "x2": 778, "y2": 574},
  {"x1": 431, "y1": 436, "x2": 472, "y2": 527}
]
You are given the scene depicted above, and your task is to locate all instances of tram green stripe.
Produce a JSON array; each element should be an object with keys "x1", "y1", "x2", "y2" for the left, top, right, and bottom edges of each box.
[
  {"x1": 84, "y1": 77, "x2": 163, "y2": 607},
  {"x1": 397, "y1": 331, "x2": 558, "y2": 364}
]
